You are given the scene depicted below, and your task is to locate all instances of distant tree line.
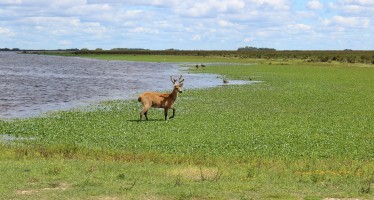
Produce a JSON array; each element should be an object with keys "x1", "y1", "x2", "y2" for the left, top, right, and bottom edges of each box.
[
  {"x1": 0, "y1": 48, "x2": 21, "y2": 51},
  {"x1": 110, "y1": 48, "x2": 150, "y2": 51},
  {"x1": 57, "y1": 48, "x2": 80, "y2": 51},
  {"x1": 238, "y1": 46, "x2": 276, "y2": 51},
  {"x1": 1, "y1": 48, "x2": 80, "y2": 52}
]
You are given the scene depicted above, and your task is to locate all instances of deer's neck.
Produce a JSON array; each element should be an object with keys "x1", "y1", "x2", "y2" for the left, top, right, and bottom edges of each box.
[{"x1": 170, "y1": 88, "x2": 179, "y2": 101}]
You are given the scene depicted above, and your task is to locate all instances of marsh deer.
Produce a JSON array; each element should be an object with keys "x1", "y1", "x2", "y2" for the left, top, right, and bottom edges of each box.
[{"x1": 138, "y1": 75, "x2": 184, "y2": 121}]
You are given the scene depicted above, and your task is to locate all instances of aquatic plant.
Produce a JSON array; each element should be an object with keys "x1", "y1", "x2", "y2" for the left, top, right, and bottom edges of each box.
[{"x1": 1, "y1": 55, "x2": 373, "y2": 199}]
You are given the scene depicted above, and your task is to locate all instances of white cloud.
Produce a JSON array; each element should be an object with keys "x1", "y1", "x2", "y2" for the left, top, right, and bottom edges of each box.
[
  {"x1": 0, "y1": 27, "x2": 15, "y2": 37},
  {"x1": 307, "y1": 0, "x2": 323, "y2": 10},
  {"x1": 322, "y1": 15, "x2": 370, "y2": 29},
  {"x1": 174, "y1": 0, "x2": 245, "y2": 18},
  {"x1": 218, "y1": 19, "x2": 234, "y2": 27},
  {"x1": 192, "y1": 34, "x2": 201, "y2": 41},
  {"x1": 248, "y1": 0, "x2": 291, "y2": 10},
  {"x1": 34, "y1": 26, "x2": 43, "y2": 30},
  {"x1": 58, "y1": 40, "x2": 72, "y2": 46},
  {"x1": 67, "y1": 3, "x2": 112, "y2": 15},
  {"x1": 338, "y1": 0, "x2": 374, "y2": 6},
  {"x1": 244, "y1": 37, "x2": 253, "y2": 42},
  {"x1": 21, "y1": 0, "x2": 86, "y2": 7},
  {"x1": 289, "y1": 23, "x2": 312, "y2": 31},
  {"x1": 132, "y1": 27, "x2": 159, "y2": 34},
  {"x1": 12, "y1": 16, "x2": 107, "y2": 39},
  {"x1": 328, "y1": 0, "x2": 374, "y2": 16},
  {"x1": 0, "y1": 0, "x2": 22, "y2": 5},
  {"x1": 0, "y1": 0, "x2": 373, "y2": 50}
]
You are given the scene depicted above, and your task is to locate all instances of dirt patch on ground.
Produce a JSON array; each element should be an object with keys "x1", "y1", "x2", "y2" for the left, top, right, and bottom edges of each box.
[
  {"x1": 324, "y1": 198, "x2": 363, "y2": 200},
  {"x1": 17, "y1": 182, "x2": 70, "y2": 195},
  {"x1": 167, "y1": 166, "x2": 222, "y2": 182},
  {"x1": 97, "y1": 197, "x2": 118, "y2": 200}
]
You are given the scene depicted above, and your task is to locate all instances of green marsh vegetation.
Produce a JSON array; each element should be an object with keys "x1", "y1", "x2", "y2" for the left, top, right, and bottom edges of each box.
[
  {"x1": 44, "y1": 49, "x2": 374, "y2": 64},
  {"x1": 1, "y1": 53, "x2": 374, "y2": 199}
]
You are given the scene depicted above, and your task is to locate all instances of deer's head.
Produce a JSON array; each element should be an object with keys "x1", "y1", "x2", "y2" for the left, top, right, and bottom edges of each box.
[{"x1": 170, "y1": 75, "x2": 184, "y2": 93}]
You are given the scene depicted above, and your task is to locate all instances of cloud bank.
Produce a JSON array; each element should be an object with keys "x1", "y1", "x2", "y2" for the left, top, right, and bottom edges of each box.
[{"x1": 0, "y1": 0, "x2": 373, "y2": 50}]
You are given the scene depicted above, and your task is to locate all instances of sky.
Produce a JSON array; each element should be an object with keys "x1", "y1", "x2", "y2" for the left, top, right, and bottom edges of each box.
[{"x1": 0, "y1": 0, "x2": 373, "y2": 50}]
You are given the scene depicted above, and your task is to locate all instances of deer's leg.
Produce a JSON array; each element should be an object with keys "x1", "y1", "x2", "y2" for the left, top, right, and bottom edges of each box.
[
  {"x1": 169, "y1": 108, "x2": 176, "y2": 119},
  {"x1": 164, "y1": 108, "x2": 169, "y2": 121},
  {"x1": 140, "y1": 106, "x2": 150, "y2": 121},
  {"x1": 144, "y1": 111, "x2": 148, "y2": 120}
]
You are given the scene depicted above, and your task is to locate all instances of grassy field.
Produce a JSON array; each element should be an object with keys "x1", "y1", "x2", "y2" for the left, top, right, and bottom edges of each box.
[
  {"x1": 70, "y1": 49, "x2": 374, "y2": 64},
  {"x1": 1, "y1": 54, "x2": 374, "y2": 199}
]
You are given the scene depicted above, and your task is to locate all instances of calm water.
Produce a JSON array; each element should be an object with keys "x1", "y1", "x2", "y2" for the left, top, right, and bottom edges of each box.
[{"x1": 0, "y1": 52, "x2": 251, "y2": 119}]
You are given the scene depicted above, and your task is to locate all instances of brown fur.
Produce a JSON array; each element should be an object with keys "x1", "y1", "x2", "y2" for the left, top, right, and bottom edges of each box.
[{"x1": 138, "y1": 76, "x2": 184, "y2": 121}]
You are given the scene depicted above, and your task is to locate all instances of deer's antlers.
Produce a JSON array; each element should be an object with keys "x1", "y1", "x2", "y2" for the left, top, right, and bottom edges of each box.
[
  {"x1": 178, "y1": 75, "x2": 184, "y2": 85},
  {"x1": 170, "y1": 75, "x2": 184, "y2": 85},
  {"x1": 170, "y1": 76, "x2": 177, "y2": 84}
]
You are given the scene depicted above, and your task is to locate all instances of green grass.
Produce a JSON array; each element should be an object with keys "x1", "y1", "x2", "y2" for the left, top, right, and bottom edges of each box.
[
  {"x1": 52, "y1": 52, "x2": 250, "y2": 63},
  {"x1": 1, "y1": 55, "x2": 374, "y2": 199},
  {"x1": 44, "y1": 49, "x2": 374, "y2": 64}
]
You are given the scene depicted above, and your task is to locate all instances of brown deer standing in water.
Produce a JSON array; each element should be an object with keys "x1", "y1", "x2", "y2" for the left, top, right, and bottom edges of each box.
[{"x1": 138, "y1": 75, "x2": 184, "y2": 121}]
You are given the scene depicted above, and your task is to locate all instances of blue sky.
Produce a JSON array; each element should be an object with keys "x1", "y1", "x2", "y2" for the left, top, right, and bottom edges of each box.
[{"x1": 0, "y1": 0, "x2": 373, "y2": 50}]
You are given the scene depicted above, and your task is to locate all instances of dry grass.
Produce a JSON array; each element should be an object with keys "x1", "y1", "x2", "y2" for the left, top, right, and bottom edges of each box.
[
  {"x1": 323, "y1": 198, "x2": 364, "y2": 200},
  {"x1": 17, "y1": 182, "x2": 70, "y2": 195},
  {"x1": 167, "y1": 166, "x2": 222, "y2": 182}
]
